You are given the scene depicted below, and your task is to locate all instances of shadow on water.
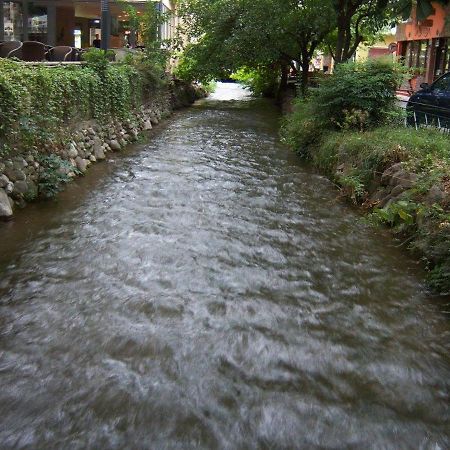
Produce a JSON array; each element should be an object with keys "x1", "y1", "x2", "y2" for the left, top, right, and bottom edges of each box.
[{"x1": 0, "y1": 83, "x2": 449, "y2": 449}]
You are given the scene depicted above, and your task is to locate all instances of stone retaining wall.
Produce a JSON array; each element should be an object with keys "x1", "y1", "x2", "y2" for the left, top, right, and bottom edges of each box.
[{"x1": 0, "y1": 82, "x2": 206, "y2": 220}]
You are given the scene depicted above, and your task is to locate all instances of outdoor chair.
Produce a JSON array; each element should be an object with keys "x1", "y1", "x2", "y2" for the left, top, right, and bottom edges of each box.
[
  {"x1": 71, "y1": 48, "x2": 83, "y2": 61},
  {"x1": 21, "y1": 41, "x2": 47, "y2": 61},
  {"x1": 0, "y1": 40, "x2": 22, "y2": 58},
  {"x1": 47, "y1": 46, "x2": 73, "y2": 62}
]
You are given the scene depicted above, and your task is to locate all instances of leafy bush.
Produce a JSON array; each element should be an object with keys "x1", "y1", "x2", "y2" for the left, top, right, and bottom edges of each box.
[
  {"x1": 82, "y1": 48, "x2": 116, "y2": 72},
  {"x1": 282, "y1": 59, "x2": 406, "y2": 152},
  {"x1": 37, "y1": 154, "x2": 79, "y2": 198},
  {"x1": 314, "y1": 59, "x2": 405, "y2": 129},
  {"x1": 280, "y1": 99, "x2": 323, "y2": 157},
  {"x1": 231, "y1": 66, "x2": 279, "y2": 97}
]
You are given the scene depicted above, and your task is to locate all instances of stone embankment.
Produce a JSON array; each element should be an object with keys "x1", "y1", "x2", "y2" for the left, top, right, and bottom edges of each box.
[
  {"x1": 0, "y1": 83, "x2": 205, "y2": 220},
  {"x1": 369, "y1": 163, "x2": 448, "y2": 208}
]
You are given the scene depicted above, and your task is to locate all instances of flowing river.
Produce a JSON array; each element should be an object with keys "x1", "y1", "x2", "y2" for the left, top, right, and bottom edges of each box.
[{"x1": 0, "y1": 83, "x2": 449, "y2": 449}]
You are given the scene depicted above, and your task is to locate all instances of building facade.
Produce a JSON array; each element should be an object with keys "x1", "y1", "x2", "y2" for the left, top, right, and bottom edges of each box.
[
  {"x1": 0, "y1": 0, "x2": 176, "y2": 48},
  {"x1": 396, "y1": 1, "x2": 450, "y2": 89}
]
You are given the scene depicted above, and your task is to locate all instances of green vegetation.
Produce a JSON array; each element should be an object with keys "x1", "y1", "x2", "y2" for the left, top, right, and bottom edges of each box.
[
  {"x1": 36, "y1": 154, "x2": 80, "y2": 199},
  {"x1": 0, "y1": 49, "x2": 166, "y2": 155},
  {"x1": 230, "y1": 67, "x2": 279, "y2": 97},
  {"x1": 0, "y1": 0, "x2": 173, "y2": 158},
  {"x1": 282, "y1": 60, "x2": 450, "y2": 294},
  {"x1": 118, "y1": 0, "x2": 170, "y2": 87},
  {"x1": 175, "y1": 0, "x2": 446, "y2": 95}
]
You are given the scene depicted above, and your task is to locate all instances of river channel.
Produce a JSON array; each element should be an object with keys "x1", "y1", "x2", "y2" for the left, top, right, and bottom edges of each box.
[{"x1": 0, "y1": 83, "x2": 449, "y2": 449}]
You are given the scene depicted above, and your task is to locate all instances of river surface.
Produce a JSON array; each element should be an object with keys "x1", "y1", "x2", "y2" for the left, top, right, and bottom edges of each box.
[{"x1": 0, "y1": 83, "x2": 449, "y2": 449}]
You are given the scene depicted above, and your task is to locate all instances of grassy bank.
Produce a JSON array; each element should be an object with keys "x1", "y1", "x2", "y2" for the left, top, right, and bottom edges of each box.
[{"x1": 281, "y1": 60, "x2": 450, "y2": 294}]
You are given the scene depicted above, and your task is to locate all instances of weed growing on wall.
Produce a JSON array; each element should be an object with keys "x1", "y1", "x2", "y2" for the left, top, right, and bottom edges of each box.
[{"x1": 36, "y1": 154, "x2": 80, "y2": 199}]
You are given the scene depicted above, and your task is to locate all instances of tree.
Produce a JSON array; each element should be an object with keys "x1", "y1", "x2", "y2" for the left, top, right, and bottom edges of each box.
[
  {"x1": 329, "y1": 0, "x2": 450, "y2": 64},
  {"x1": 177, "y1": 0, "x2": 336, "y2": 95},
  {"x1": 329, "y1": 0, "x2": 391, "y2": 64}
]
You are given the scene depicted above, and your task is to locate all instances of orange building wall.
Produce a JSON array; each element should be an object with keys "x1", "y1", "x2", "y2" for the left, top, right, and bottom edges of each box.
[{"x1": 396, "y1": 2, "x2": 449, "y2": 41}]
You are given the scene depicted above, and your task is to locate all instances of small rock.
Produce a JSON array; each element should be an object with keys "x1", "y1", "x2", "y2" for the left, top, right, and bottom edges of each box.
[
  {"x1": 0, "y1": 188, "x2": 13, "y2": 219},
  {"x1": 380, "y1": 162, "x2": 403, "y2": 186},
  {"x1": 13, "y1": 180, "x2": 28, "y2": 195},
  {"x1": 393, "y1": 172, "x2": 417, "y2": 189},
  {"x1": 379, "y1": 194, "x2": 393, "y2": 208},
  {"x1": 94, "y1": 147, "x2": 106, "y2": 160},
  {"x1": 67, "y1": 143, "x2": 78, "y2": 159},
  {"x1": 89, "y1": 155, "x2": 96, "y2": 163},
  {"x1": 4, "y1": 167, "x2": 26, "y2": 182},
  {"x1": 143, "y1": 121, "x2": 152, "y2": 130},
  {"x1": 0, "y1": 174, "x2": 10, "y2": 188},
  {"x1": 12, "y1": 157, "x2": 28, "y2": 169},
  {"x1": 110, "y1": 140, "x2": 121, "y2": 151},
  {"x1": 390, "y1": 185, "x2": 405, "y2": 197},
  {"x1": 370, "y1": 188, "x2": 388, "y2": 203},
  {"x1": 75, "y1": 156, "x2": 88, "y2": 173},
  {"x1": 425, "y1": 185, "x2": 446, "y2": 205}
]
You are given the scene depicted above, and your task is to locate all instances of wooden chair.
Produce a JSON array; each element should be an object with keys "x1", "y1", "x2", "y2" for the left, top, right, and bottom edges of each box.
[
  {"x1": 21, "y1": 41, "x2": 47, "y2": 61},
  {"x1": 0, "y1": 40, "x2": 23, "y2": 58}
]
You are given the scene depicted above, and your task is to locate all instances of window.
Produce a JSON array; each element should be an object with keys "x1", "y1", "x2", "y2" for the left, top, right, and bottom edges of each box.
[
  {"x1": 433, "y1": 74, "x2": 450, "y2": 92},
  {"x1": 28, "y1": 2, "x2": 47, "y2": 43},
  {"x1": 3, "y1": 1, "x2": 23, "y2": 41},
  {"x1": 434, "y1": 38, "x2": 449, "y2": 79},
  {"x1": 417, "y1": 40, "x2": 429, "y2": 69}
]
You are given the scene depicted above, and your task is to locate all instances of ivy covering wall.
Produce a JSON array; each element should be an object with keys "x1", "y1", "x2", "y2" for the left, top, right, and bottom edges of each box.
[{"x1": 0, "y1": 54, "x2": 154, "y2": 156}]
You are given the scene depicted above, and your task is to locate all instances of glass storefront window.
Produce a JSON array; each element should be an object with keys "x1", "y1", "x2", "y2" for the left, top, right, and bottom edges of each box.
[
  {"x1": 434, "y1": 38, "x2": 449, "y2": 78},
  {"x1": 3, "y1": 1, "x2": 23, "y2": 41},
  {"x1": 417, "y1": 40, "x2": 429, "y2": 69},
  {"x1": 28, "y1": 2, "x2": 47, "y2": 43}
]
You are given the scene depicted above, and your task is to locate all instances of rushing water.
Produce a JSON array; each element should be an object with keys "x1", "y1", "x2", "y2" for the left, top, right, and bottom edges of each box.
[{"x1": 0, "y1": 83, "x2": 449, "y2": 450}]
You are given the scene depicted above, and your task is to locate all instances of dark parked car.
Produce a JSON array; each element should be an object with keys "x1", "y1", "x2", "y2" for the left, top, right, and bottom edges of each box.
[{"x1": 407, "y1": 72, "x2": 450, "y2": 129}]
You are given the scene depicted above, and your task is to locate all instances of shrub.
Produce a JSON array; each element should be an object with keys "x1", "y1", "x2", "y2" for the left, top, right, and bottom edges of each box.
[
  {"x1": 37, "y1": 154, "x2": 79, "y2": 198},
  {"x1": 314, "y1": 59, "x2": 406, "y2": 129},
  {"x1": 231, "y1": 66, "x2": 279, "y2": 97},
  {"x1": 280, "y1": 99, "x2": 323, "y2": 157},
  {"x1": 281, "y1": 59, "x2": 406, "y2": 153}
]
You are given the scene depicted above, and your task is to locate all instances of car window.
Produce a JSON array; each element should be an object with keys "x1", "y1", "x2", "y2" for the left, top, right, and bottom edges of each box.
[{"x1": 432, "y1": 74, "x2": 450, "y2": 92}]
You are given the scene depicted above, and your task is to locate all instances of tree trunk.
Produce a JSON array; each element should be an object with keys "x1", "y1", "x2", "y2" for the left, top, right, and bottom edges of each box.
[
  {"x1": 276, "y1": 63, "x2": 289, "y2": 104},
  {"x1": 299, "y1": 61, "x2": 309, "y2": 97}
]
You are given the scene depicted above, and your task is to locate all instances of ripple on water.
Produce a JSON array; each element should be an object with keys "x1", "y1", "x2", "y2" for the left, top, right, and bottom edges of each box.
[{"x1": 0, "y1": 83, "x2": 449, "y2": 449}]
